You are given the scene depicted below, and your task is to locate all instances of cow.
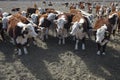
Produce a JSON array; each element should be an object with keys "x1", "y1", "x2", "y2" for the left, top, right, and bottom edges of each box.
[
  {"x1": 38, "y1": 13, "x2": 51, "y2": 40},
  {"x1": 93, "y1": 18, "x2": 113, "y2": 55},
  {"x1": 79, "y1": 2, "x2": 85, "y2": 9},
  {"x1": 54, "y1": 13, "x2": 74, "y2": 45},
  {"x1": 26, "y1": 8, "x2": 37, "y2": 17},
  {"x1": 104, "y1": 7, "x2": 111, "y2": 17},
  {"x1": 108, "y1": 12, "x2": 120, "y2": 39},
  {"x1": 70, "y1": 12, "x2": 92, "y2": 50},
  {"x1": 1, "y1": 12, "x2": 12, "y2": 41},
  {"x1": 7, "y1": 15, "x2": 38, "y2": 55}
]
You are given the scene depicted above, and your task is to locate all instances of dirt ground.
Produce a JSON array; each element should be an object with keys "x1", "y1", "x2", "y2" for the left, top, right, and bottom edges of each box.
[{"x1": 0, "y1": 1, "x2": 120, "y2": 80}]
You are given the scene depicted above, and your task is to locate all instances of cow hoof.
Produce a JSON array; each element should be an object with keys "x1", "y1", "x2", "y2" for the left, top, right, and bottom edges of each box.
[
  {"x1": 24, "y1": 52, "x2": 28, "y2": 55},
  {"x1": 27, "y1": 44, "x2": 30, "y2": 47},
  {"x1": 18, "y1": 53, "x2": 22, "y2": 56},
  {"x1": 33, "y1": 41, "x2": 37, "y2": 45},
  {"x1": 102, "y1": 52, "x2": 106, "y2": 55},
  {"x1": 97, "y1": 51, "x2": 101, "y2": 55}
]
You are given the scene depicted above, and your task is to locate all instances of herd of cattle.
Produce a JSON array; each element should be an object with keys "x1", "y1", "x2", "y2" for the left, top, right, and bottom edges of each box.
[{"x1": 0, "y1": 1, "x2": 120, "y2": 56}]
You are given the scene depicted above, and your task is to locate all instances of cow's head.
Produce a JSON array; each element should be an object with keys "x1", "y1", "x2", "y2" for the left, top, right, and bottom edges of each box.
[
  {"x1": 96, "y1": 24, "x2": 108, "y2": 43},
  {"x1": 22, "y1": 23, "x2": 38, "y2": 38},
  {"x1": 54, "y1": 17, "x2": 67, "y2": 35},
  {"x1": 70, "y1": 18, "x2": 85, "y2": 36}
]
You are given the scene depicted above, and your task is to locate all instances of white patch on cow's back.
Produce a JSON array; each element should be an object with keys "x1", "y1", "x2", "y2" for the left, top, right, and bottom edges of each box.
[
  {"x1": 17, "y1": 22, "x2": 26, "y2": 28},
  {"x1": 79, "y1": 18, "x2": 84, "y2": 24}
]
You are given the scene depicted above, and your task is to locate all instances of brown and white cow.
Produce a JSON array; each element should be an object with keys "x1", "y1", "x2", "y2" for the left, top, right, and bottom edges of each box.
[
  {"x1": 108, "y1": 12, "x2": 120, "y2": 39},
  {"x1": 7, "y1": 14, "x2": 38, "y2": 55},
  {"x1": 70, "y1": 12, "x2": 92, "y2": 50},
  {"x1": 93, "y1": 17, "x2": 113, "y2": 55},
  {"x1": 54, "y1": 13, "x2": 74, "y2": 45}
]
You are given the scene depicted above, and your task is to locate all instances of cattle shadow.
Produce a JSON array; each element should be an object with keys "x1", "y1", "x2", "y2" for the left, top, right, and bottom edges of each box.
[
  {"x1": 74, "y1": 39, "x2": 120, "y2": 80},
  {"x1": 17, "y1": 36, "x2": 75, "y2": 80},
  {"x1": 0, "y1": 35, "x2": 120, "y2": 80},
  {"x1": 0, "y1": 39, "x2": 54, "y2": 80}
]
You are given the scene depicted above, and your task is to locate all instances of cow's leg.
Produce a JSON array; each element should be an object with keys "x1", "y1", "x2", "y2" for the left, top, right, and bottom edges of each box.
[
  {"x1": 23, "y1": 47, "x2": 28, "y2": 54},
  {"x1": 75, "y1": 39, "x2": 79, "y2": 50},
  {"x1": 62, "y1": 37, "x2": 65, "y2": 44},
  {"x1": 101, "y1": 43, "x2": 107, "y2": 55},
  {"x1": 73, "y1": 36, "x2": 76, "y2": 41},
  {"x1": 58, "y1": 36, "x2": 61, "y2": 45},
  {"x1": 40, "y1": 33, "x2": 44, "y2": 41},
  {"x1": 45, "y1": 28, "x2": 49, "y2": 39},
  {"x1": 32, "y1": 37, "x2": 37, "y2": 45},
  {"x1": 112, "y1": 30, "x2": 116, "y2": 40},
  {"x1": 18, "y1": 48, "x2": 22, "y2": 55},
  {"x1": 97, "y1": 43, "x2": 101, "y2": 55},
  {"x1": 0, "y1": 29, "x2": 5, "y2": 41},
  {"x1": 82, "y1": 37, "x2": 85, "y2": 50}
]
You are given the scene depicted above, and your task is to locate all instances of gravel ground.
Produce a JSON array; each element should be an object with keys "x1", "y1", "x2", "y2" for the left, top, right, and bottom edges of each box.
[{"x1": 0, "y1": 1, "x2": 120, "y2": 80}]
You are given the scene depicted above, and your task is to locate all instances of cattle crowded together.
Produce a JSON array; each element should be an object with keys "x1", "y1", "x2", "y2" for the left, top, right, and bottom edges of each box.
[{"x1": 0, "y1": 1, "x2": 120, "y2": 56}]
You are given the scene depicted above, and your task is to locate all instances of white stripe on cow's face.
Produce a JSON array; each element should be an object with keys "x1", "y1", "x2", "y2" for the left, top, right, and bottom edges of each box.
[{"x1": 96, "y1": 24, "x2": 107, "y2": 43}]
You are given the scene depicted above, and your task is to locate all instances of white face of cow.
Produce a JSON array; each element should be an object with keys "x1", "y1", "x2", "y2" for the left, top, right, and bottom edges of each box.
[
  {"x1": 96, "y1": 24, "x2": 107, "y2": 43},
  {"x1": 23, "y1": 23, "x2": 38, "y2": 38},
  {"x1": 47, "y1": 13, "x2": 56, "y2": 21},
  {"x1": 31, "y1": 13, "x2": 38, "y2": 23},
  {"x1": 55, "y1": 17, "x2": 67, "y2": 34}
]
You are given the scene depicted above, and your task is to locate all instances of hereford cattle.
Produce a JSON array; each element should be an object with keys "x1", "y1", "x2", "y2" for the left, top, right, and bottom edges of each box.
[
  {"x1": 26, "y1": 8, "x2": 37, "y2": 17},
  {"x1": 79, "y1": 2, "x2": 85, "y2": 9},
  {"x1": 1, "y1": 12, "x2": 12, "y2": 41},
  {"x1": 108, "y1": 12, "x2": 120, "y2": 39},
  {"x1": 30, "y1": 13, "x2": 39, "y2": 25},
  {"x1": 93, "y1": 18, "x2": 113, "y2": 55},
  {"x1": 54, "y1": 13, "x2": 74, "y2": 45},
  {"x1": 95, "y1": 4, "x2": 101, "y2": 14},
  {"x1": 7, "y1": 15, "x2": 38, "y2": 55},
  {"x1": 38, "y1": 13, "x2": 51, "y2": 40},
  {"x1": 70, "y1": 12, "x2": 92, "y2": 50}
]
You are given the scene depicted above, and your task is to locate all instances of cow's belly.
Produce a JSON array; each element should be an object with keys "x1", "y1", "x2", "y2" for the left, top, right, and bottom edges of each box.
[{"x1": 16, "y1": 36, "x2": 28, "y2": 45}]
